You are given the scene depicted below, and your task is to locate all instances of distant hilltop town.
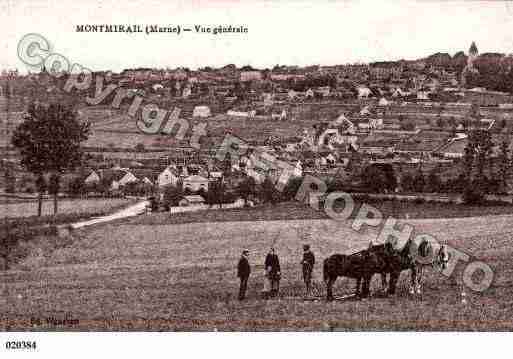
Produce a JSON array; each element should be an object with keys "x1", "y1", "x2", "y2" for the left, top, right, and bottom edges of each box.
[{"x1": 3, "y1": 41, "x2": 513, "y2": 203}]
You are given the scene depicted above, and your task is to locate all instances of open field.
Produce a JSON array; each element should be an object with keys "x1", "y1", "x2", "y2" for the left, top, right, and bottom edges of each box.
[
  {"x1": 127, "y1": 201, "x2": 513, "y2": 226},
  {"x1": 1, "y1": 212, "x2": 512, "y2": 331},
  {"x1": 0, "y1": 198, "x2": 132, "y2": 219}
]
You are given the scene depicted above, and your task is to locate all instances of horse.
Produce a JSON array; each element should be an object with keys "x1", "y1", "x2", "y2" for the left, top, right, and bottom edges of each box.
[
  {"x1": 376, "y1": 238, "x2": 449, "y2": 295},
  {"x1": 323, "y1": 248, "x2": 385, "y2": 301}
]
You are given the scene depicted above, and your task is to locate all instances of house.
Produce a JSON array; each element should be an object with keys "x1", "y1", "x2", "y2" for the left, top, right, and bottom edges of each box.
[
  {"x1": 417, "y1": 91, "x2": 430, "y2": 100},
  {"x1": 183, "y1": 175, "x2": 209, "y2": 192},
  {"x1": 84, "y1": 170, "x2": 100, "y2": 184},
  {"x1": 100, "y1": 169, "x2": 138, "y2": 191},
  {"x1": 227, "y1": 110, "x2": 256, "y2": 118},
  {"x1": 182, "y1": 85, "x2": 192, "y2": 98},
  {"x1": 378, "y1": 97, "x2": 390, "y2": 106},
  {"x1": 179, "y1": 195, "x2": 206, "y2": 206},
  {"x1": 152, "y1": 83, "x2": 164, "y2": 91},
  {"x1": 192, "y1": 105, "x2": 211, "y2": 118},
  {"x1": 288, "y1": 89, "x2": 298, "y2": 100},
  {"x1": 357, "y1": 86, "x2": 372, "y2": 99},
  {"x1": 391, "y1": 88, "x2": 408, "y2": 98},
  {"x1": 360, "y1": 105, "x2": 372, "y2": 116},
  {"x1": 240, "y1": 71, "x2": 262, "y2": 82},
  {"x1": 117, "y1": 170, "x2": 138, "y2": 187},
  {"x1": 263, "y1": 93, "x2": 274, "y2": 107},
  {"x1": 157, "y1": 165, "x2": 180, "y2": 187}
]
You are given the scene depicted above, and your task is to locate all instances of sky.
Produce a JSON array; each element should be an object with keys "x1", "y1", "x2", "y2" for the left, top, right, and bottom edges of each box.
[{"x1": 2, "y1": 0, "x2": 513, "y2": 72}]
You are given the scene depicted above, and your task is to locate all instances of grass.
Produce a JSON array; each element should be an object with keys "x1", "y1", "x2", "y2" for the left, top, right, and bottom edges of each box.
[
  {"x1": 126, "y1": 200, "x2": 513, "y2": 226},
  {"x1": 0, "y1": 198, "x2": 133, "y2": 219},
  {"x1": 1, "y1": 212, "x2": 513, "y2": 330}
]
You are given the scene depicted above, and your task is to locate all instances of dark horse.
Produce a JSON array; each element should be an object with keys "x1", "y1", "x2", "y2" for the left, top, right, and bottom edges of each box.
[
  {"x1": 365, "y1": 238, "x2": 442, "y2": 295},
  {"x1": 323, "y1": 239, "x2": 438, "y2": 300},
  {"x1": 323, "y1": 248, "x2": 386, "y2": 300}
]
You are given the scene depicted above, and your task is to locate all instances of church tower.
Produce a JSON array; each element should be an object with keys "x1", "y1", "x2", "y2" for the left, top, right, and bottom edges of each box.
[
  {"x1": 468, "y1": 41, "x2": 478, "y2": 69},
  {"x1": 461, "y1": 41, "x2": 479, "y2": 87}
]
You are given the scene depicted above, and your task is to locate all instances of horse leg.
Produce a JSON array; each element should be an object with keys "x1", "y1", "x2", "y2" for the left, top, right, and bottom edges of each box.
[
  {"x1": 416, "y1": 267, "x2": 423, "y2": 294},
  {"x1": 388, "y1": 271, "x2": 399, "y2": 295},
  {"x1": 326, "y1": 277, "x2": 335, "y2": 301},
  {"x1": 361, "y1": 276, "x2": 371, "y2": 298},
  {"x1": 409, "y1": 267, "x2": 417, "y2": 295},
  {"x1": 380, "y1": 273, "x2": 388, "y2": 293}
]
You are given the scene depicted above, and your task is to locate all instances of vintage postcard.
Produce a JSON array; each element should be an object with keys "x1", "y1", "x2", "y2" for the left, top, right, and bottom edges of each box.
[{"x1": 1, "y1": 0, "x2": 513, "y2": 355}]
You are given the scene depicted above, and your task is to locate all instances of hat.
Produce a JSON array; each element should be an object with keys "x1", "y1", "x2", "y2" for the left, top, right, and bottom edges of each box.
[
  {"x1": 303, "y1": 244, "x2": 310, "y2": 250},
  {"x1": 242, "y1": 249, "x2": 249, "y2": 255}
]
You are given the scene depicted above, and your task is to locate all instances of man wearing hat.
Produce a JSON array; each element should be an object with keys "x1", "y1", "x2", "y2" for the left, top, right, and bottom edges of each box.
[
  {"x1": 264, "y1": 247, "x2": 281, "y2": 298},
  {"x1": 237, "y1": 250, "x2": 251, "y2": 300},
  {"x1": 301, "y1": 244, "x2": 315, "y2": 296}
]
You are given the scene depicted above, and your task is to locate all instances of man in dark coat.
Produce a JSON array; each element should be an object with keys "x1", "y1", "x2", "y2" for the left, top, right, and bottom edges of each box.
[
  {"x1": 265, "y1": 247, "x2": 281, "y2": 298},
  {"x1": 301, "y1": 244, "x2": 315, "y2": 296},
  {"x1": 237, "y1": 250, "x2": 251, "y2": 300}
]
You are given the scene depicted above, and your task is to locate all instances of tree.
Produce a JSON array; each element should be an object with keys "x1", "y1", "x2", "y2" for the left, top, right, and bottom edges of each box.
[
  {"x1": 426, "y1": 170, "x2": 442, "y2": 193},
  {"x1": 34, "y1": 175, "x2": 47, "y2": 215},
  {"x1": 260, "y1": 176, "x2": 279, "y2": 204},
  {"x1": 3, "y1": 168, "x2": 16, "y2": 193},
  {"x1": 413, "y1": 170, "x2": 426, "y2": 193},
  {"x1": 236, "y1": 176, "x2": 256, "y2": 205},
  {"x1": 461, "y1": 129, "x2": 494, "y2": 203},
  {"x1": 11, "y1": 103, "x2": 90, "y2": 215},
  {"x1": 361, "y1": 165, "x2": 388, "y2": 193},
  {"x1": 163, "y1": 184, "x2": 184, "y2": 209},
  {"x1": 205, "y1": 180, "x2": 226, "y2": 208},
  {"x1": 68, "y1": 176, "x2": 85, "y2": 197},
  {"x1": 498, "y1": 140, "x2": 511, "y2": 193},
  {"x1": 134, "y1": 143, "x2": 145, "y2": 152},
  {"x1": 48, "y1": 173, "x2": 60, "y2": 214},
  {"x1": 464, "y1": 129, "x2": 494, "y2": 185},
  {"x1": 400, "y1": 173, "x2": 415, "y2": 192}
]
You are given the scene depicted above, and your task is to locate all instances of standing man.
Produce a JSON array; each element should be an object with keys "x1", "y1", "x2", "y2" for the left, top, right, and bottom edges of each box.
[
  {"x1": 237, "y1": 249, "x2": 250, "y2": 300},
  {"x1": 301, "y1": 244, "x2": 315, "y2": 297},
  {"x1": 265, "y1": 247, "x2": 281, "y2": 298}
]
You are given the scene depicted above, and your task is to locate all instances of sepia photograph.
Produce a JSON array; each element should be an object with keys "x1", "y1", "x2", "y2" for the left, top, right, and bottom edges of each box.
[{"x1": 1, "y1": 0, "x2": 513, "y2": 356}]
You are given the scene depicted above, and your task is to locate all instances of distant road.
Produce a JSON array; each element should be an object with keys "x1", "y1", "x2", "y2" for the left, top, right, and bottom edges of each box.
[{"x1": 70, "y1": 200, "x2": 149, "y2": 229}]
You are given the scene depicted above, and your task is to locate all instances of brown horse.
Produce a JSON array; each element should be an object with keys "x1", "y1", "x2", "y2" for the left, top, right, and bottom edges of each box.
[
  {"x1": 323, "y1": 249, "x2": 385, "y2": 300},
  {"x1": 370, "y1": 238, "x2": 446, "y2": 295}
]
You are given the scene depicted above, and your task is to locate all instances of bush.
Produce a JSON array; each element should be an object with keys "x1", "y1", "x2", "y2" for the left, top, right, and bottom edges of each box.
[{"x1": 463, "y1": 186, "x2": 485, "y2": 205}]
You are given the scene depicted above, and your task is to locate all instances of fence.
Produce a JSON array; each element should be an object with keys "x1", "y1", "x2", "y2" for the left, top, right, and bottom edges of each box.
[{"x1": 168, "y1": 199, "x2": 247, "y2": 214}]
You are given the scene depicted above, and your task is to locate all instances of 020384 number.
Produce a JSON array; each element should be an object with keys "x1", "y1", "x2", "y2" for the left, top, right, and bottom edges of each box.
[{"x1": 5, "y1": 341, "x2": 37, "y2": 350}]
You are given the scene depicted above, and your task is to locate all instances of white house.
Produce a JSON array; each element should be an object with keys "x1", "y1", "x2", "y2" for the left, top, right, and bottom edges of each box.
[
  {"x1": 360, "y1": 105, "x2": 372, "y2": 116},
  {"x1": 141, "y1": 177, "x2": 153, "y2": 186},
  {"x1": 378, "y1": 97, "x2": 390, "y2": 106},
  {"x1": 357, "y1": 86, "x2": 372, "y2": 99},
  {"x1": 183, "y1": 175, "x2": 209, "y2": 192},
  {"x1": 84, "y1": 170, "x2": 100, "y2": 184},
  {"x1": 117, "y1": 171, "x2": 138, "y2": 187},
  {"x1": 293, "y1": 160, "x2": 303, "y2": 177},
  {"x1": 152, "y1": 83, "x2": 164, "y2": 91},
  {"x1": 102, "y1": 169, "x2": 138, "y2": 191},
  {"x1": 263, "y1": 93, "x2": 274, "y2": 107},
  {"x1": 179, "y1": 195, "x2": 206, "y2": 206},
  {"x1": 227, "y1": 110, "x2": 256, "y2": 118},
  {"x1": 192, "y1": 105, "x2": 211, "y2": 118},
  {"x1": 157, "y1": 166, "x2": 180, "y2": 187},
  {"x1": 417, "y1": 91, "x2": 430, "y2": 100},
  {"x1": 182, "y1": 85, "x2": 192, "y2": 98},
  {"x1": 240, "y1": 71, "x2": 262, "y2": 82}
]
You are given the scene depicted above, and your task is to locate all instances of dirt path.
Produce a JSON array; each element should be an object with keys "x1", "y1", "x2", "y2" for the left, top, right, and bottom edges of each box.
[{"x1": 70, "y1": 200, "x2": 149, "y2": 229}]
